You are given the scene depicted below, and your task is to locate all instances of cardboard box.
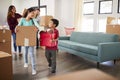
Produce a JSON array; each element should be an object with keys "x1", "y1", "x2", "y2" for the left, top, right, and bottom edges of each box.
[
  {"x1": 0, "y1": 51, "x2": 13, "y2": 80},
  {"x1": 0, "y1": 42, "x2": 11, "y2": 54},
  {"x1": 40, "y1": 31, "x2": 57, "y2": 47},
  {"x1": 0, "y1": 30, "x2": 11, "y2": 54},
  {"x1": 16, "y1": 26, "x2": 37, "y2": 46},
  {"x1": 106, "y1": 24, "x2": 120, "y2": 34},
  {"x1": 0, "y1": 30, "x2": 11, "y2": 42},
  {"x1": 40, "y1": 16, "x2": 53, "y2": 27}
]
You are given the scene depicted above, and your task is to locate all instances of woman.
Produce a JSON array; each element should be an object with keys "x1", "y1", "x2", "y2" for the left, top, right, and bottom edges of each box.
[
  {"x1": 17, "y1": 7, "x2": 40, "y2": 75},
  {"x1": 7, "y1": 5, "x2": 22, "y2": 58}
]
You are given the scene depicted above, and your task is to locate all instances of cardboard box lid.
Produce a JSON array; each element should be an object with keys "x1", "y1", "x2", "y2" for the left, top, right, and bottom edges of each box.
[
  {"x1": 0, "y1": 51, "x2": 11, "y2": 58},
  {"x1": 40, "y1": 15, "x2": 53, "y2": 27},
  {"x1": 16, "y1": 26, "x2": 37, "y2": 46},
  {"x1": 0, "y1": 30, "x2": 11, "y2": 42}
]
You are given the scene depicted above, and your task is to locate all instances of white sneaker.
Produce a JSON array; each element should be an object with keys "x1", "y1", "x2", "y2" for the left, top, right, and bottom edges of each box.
[
  {"x1": 24, "y1": 63, "x2": 28, "y2": 68},
  {"x1": 32, "y1": 69, "x2": 37, "y2": 75}
]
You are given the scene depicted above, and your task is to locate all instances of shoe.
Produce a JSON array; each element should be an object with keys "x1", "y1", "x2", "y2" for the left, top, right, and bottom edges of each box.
[
  {"x1": 32, "y1": 69, "x2": 37, "y2": 75},
  {"x1": 14, "y1": 54, "x2": 17, "y2": 60},
  {"x1": 48, "y1": 64, "x2": 51, "y2": 69},
  {"x1": 19, "y1": 53, "x2": 22, "y2": 57},
  {"x1": 24, "y1": 63, "x2": 28, "y2": 68},
  {"x1": 51, "y1": 70, "x2": 56, "y2": 73},
  {"x1": 36, "y1": 46, "x2": 39, "y2": 49}
]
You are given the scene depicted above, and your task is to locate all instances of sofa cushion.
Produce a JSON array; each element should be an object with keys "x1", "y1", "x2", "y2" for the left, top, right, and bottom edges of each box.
[
  {"x1": 58, "y1": 40, "x2": 72, "y2": 48},
  {"x1": 70, "y1": 42, "x2": 98, "y2": 56},
  {"x1": 70, "y1": 32, "x2": 119, "y2": 46},
  {"x1": 59, "y1": 40, "x2": 98, "y2": 56}
]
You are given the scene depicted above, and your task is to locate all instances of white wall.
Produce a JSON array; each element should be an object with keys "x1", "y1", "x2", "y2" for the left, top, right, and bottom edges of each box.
[
  {"x1": 12, "y1": 0, "x2": 75, "y2": 36},
  {"x1": 0, "y1": 0, "x2": 12, "y2": 25},
  {"x1": 55, "y1": 0, "x2": 75, "y2": 35},
  {"x1": 41, "y1": 0, "x2": 55, "y2": 16},
  {"x1": 12, "y1": 0, "x2": 38, "y2": 14}
]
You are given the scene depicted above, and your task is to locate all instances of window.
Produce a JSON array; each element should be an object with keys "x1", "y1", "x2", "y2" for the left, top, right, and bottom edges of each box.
[
  {"x1": 98, "y1": 18, "x2": 107, "y2": 32},
  {"x1": 40, "y1": 5, "x2": 47, "y2": 16},
  {"x1": 32, "y1": 5, "x2": 47, "y2": 16},
  {"x1": 99, "y1": 0, "x2": 113, "y2": 14},
  {"x1": 83, "y1": 1, "x2": 94, "y2": 15},
  {"x1": 81, "y1": 18, "x2": 94, "y2": 32}
]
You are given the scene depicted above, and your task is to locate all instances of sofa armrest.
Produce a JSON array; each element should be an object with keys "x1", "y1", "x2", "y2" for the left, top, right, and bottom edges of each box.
[
  {"x1": 98, "y1": 42, "x2": 120, "y2": 62},
  {"x1": 59, "y1": 36, "x2": 70, "y2": 40}
]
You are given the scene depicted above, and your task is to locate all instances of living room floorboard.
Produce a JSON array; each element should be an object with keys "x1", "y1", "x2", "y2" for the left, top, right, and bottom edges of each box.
[{"x1": 13, "y1": 48, "x2": 120, "y2": 80}]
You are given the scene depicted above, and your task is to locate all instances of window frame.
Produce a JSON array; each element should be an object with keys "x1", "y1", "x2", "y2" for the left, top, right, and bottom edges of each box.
[
  {"x1": 83, "y1": 1, "x2": 95, "y2": 15},
  {"x1": 118, "y1": 0, "x2": 120, "y2": 13},
  {"x1": 40, "y1": 5, "x2": 47, "y2": 15},
  {"x1": 98, "y1": 0, "x2": 113, "y2": 14}
]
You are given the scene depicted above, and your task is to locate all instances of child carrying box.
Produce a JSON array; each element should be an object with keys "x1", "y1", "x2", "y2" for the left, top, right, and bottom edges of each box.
[{"x1": 41, "y1": 19, "x2": 59, "y2": 73}]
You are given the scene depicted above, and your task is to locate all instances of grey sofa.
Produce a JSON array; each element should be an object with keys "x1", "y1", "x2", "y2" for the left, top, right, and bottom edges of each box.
[{"x1": 58, "y1": 32, "x2": 120, "y2": 67}]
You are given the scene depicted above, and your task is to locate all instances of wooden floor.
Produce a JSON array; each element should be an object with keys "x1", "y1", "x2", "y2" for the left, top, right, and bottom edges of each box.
[{"x1": 13, "y1": 48, "x2": 120, "y2": 80}]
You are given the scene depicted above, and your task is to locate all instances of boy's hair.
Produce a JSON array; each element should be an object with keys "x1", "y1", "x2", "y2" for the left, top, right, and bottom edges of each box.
[{"x1": 51, "y1": 19, "x2": 59, "y2": 27}]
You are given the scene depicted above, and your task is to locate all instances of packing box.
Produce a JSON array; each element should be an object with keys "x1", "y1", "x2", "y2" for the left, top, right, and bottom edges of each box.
[
  {"x1": 0, "y1": 30, "x2": 11, "y2": 42},
  {"x1": 40, "y1": 16, "x2": 53, "y2": 27},
  {"x1": 0, "y1": 51, "x2": 13, "y2": 80},
  {"x1": 0, "y1": 30, "x2": 11, "y2": 54},
  {"x1": 0, "y1": 42, "x2": 11, "y2": 54},
  {"x1": 106, "y1": 24, "x2": 120, "y2": 34},
  {"x1": 40, "y1": 31, "x2": 57, "y2": 47},
  {"x1": 16, "y1": 26, "x2": 37, "y2": 46}
]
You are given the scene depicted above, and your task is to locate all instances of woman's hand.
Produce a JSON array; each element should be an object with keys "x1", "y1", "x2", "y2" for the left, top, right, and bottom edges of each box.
[{"x1": 15, "y1": 27, "x2": 19, "y2": 33}]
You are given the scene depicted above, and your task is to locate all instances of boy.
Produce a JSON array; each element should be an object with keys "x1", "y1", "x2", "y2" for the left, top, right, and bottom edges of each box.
[{"x1": 45, "y1": 19, "x2": 59, "y2": 73}]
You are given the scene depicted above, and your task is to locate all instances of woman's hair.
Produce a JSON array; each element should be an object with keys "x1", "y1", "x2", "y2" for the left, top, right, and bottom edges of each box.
[
  {"x1": 23, "y1": 7, "x2": 35, "y2": 18},
  {"x1": 7, "y1": 5, "x2": 15, "y2": 19}
]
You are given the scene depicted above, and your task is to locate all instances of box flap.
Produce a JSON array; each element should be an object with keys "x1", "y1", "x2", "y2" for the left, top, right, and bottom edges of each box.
[{"x1": 0, "y1": 30, "x2": 11, "y2": 42}]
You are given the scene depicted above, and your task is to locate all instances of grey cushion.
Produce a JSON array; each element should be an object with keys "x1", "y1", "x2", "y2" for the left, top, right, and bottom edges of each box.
[
  {"x1": 70, "y1": 42, "x2": 98, "y2": 56},
  {"x1": 70, "y1": 32, "x2": 119, "y2": 46},
  {"x1": 58, "y1": 40, "x2": 71, "y2": 48},
  {"x1": 59, "y1": 40, "x2": 98, "y2": 56}
]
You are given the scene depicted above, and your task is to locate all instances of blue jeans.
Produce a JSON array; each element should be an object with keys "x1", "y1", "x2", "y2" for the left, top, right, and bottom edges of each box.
[
  {"x1": 24, "y1": 46, "x2": 36, "y2": 70},
  {"x1": 12, "y1": 33, "x2": 21, "y2": 53}
]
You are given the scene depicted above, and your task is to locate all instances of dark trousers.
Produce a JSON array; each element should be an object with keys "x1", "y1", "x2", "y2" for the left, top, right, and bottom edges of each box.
[{"x1": 45, "y1": 49, "x2": 56, "y2": 71}]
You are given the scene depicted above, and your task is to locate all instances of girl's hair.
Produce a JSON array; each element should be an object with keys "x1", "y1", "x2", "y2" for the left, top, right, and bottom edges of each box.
[
  {"x1": 7, "y1": 5, "x2": 15, "y2": 19},
  {"x1": 23, "y1": 7, "x2": 35, "y2": 18}
]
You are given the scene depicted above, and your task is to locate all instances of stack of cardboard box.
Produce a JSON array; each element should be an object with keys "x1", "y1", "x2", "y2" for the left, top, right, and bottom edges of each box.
[
  {"x1": 0, "y1": 51, "x2": 13, "y2": 80},
  {"x1": 0, "y1": 30, "x2": 11, "y2": 54}
]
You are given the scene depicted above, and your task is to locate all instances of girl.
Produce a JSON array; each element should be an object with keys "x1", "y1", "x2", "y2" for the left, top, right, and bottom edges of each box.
[{"x1": 17, "y1": 7, "x2": 40, "y2": 75}]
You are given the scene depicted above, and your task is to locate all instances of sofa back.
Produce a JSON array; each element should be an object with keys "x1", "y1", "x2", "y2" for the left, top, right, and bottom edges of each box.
[{"x1": 70, "y1": 32, "x2": 119, "y2": 46}]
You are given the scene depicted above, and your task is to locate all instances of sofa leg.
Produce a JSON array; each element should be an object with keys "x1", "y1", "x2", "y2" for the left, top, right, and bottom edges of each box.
[
  {"x1": 97, "y1": 62, "x2": 100, "y2": 68},
  {"x1": 114, "y1": 59, "x2": 116, "y2": 64}
]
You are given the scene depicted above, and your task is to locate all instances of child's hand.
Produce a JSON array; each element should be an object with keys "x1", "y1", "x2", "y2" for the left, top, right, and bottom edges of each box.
[{"x1": 34, "y1": 27, "x2": 38, "y2": 32}]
